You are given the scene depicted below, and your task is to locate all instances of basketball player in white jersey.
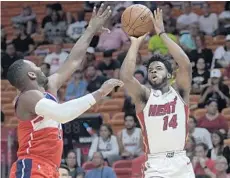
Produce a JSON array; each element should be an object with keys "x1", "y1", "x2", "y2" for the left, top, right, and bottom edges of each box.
[
  {"x1": 117, "y1": 113, "x2": 143, "y2": 159},
  {"x1": 120, "y1": 8, "x2": 195, "y2": 178}
]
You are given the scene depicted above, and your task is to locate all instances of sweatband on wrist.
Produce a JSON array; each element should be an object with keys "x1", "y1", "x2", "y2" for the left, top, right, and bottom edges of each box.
[{"x1": 35, "y1": 94, "x2": 96, "y2": 124}]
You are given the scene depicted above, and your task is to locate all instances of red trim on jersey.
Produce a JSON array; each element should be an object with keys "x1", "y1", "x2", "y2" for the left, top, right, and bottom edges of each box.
[
  {"x1": 137, "y1": 112, "x2": 150, "y2": 154},
  {"x1": 184, "y1": 105, "x2": 189, "y2": 149},
  {"x1": 33, "y1": 116, "x2": 44, "y2": 124}
]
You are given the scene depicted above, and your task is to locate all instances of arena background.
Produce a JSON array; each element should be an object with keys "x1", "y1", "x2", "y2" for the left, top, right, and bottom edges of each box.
[{"x1": 1, "y1": 1, "x2": 230, "y2": 178}]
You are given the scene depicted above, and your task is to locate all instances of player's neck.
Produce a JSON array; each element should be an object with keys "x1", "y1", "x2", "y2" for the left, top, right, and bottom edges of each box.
[
  {"x1": 159, "y1": 85, "x2": 170, "y2": 94},
  {"x1": 21, "y1": 83, "x2": 45, "y2": 93}
]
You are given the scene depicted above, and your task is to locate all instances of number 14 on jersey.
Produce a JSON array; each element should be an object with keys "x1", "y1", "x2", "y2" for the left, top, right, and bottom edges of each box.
[{"x1": 163, "y1": 114, "x2": 178, "y2": 131}]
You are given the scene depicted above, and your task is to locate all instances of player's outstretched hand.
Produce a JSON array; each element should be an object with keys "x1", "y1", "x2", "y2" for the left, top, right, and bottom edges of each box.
[
  {"x1": 100, "y1": 79, "x2": 124, "y2": 96},
  {"x1": 130, "y1": 33, "x2": 149, "y2": 48},
  {"x1": 152, "y1": 8, "x2": 165, "y2": 35},
  {"x1": 88, "y1": 3, "x2": 112, "y2": 33}
]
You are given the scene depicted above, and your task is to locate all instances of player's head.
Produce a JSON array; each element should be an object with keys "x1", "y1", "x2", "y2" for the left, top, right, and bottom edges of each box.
[
  {"x1": 195, "y1": 143, "x2": 209, "y2": 158},
  {"x1": 92, "y1": 152, "x2": 104, "y2": 167},
  {"x1": 99, "y1": 124, "x2": 113, "y2": 140},
  {"x1": 7, "y1": 60, "x2": 48, "y2": 91},
  {"x1": 65, "y1": 150, "x2": 77, "y2": 169},
  {"x1": 124, "y1": 113, "x2": 137, "y2": 130},
  {"x1": 146, "y1": 54, "x2": 173, "y2": 89}
]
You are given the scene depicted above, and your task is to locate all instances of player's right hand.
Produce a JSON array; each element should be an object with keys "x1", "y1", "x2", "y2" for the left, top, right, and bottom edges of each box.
[
  {"x1": 130, "y1": 33, "x2": 149, "y2": 48},
  {"x1": 100, "y1": 79, "x2": 124, "y2": 96},
  {"x1": 88, "y1": 3, "x2": 112, "y2": 33}
]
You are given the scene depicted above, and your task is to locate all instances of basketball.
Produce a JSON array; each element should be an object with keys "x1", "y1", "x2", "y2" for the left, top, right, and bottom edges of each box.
[{"x1": 121, "y1": 4, "x2": 154, "y2": 37}]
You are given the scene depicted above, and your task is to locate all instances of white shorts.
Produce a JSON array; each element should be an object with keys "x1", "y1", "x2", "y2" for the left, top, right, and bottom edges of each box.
[{"x1": 144, "y1": 150, "x2": 195, "y2": 178}]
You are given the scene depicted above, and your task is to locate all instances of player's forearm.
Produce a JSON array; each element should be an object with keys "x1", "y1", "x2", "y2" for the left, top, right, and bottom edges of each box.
[
  {"x1": 68, "y1": 27, "x2": 96, "y2": 64},
  {"x1": 120, "y1": 43, "x2": 139, "y2": 81},
  {"x1": 160, "y1": 33, "x2": 191, "y2": 69},
  {"x1": 35, "y1": 90, "x2": 104, "y2": 124}
]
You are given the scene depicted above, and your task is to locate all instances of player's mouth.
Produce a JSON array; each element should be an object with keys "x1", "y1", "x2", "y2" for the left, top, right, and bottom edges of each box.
[{"x1": 152, "y1": 75, "x2": 158, "y2": 81}]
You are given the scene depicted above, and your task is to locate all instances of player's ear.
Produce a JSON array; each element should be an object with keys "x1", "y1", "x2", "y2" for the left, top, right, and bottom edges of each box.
[{"x1": 27, "y1": 72, "x2": 37, "y2": 80}]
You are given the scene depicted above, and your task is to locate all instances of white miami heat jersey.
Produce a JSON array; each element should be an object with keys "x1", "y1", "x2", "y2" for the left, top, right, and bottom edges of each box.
[{"x1": 137, "y1": 86, "x2": 189, "y2": 154}]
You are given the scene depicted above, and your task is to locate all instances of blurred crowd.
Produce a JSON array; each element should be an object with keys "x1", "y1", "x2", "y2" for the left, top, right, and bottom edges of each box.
[{"x1": 1, "y1": 1, "x2": 230, "y2": 178}]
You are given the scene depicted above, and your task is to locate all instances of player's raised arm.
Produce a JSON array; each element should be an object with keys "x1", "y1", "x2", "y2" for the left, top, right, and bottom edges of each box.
[
  {"x1": 152, "y1": 8, "x2": 192, "y2": 103},
  {"x1": 49, "y1": 4, "x2": 112, "y2": 91},
  {"x1": 120, "y1": 34, "x2": 150, "y2": 105},
  {"x1": 18, "y1": 79, "x2": 123, "y2": 122}
]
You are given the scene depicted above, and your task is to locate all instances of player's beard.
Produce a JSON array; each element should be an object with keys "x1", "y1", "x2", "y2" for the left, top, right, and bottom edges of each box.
[
  {"x1": 36, "y1": 71, "x2": 49, "y2": 90},
  {"x1": 149, "y1": 75, "x2": 168, "y2": 90}
]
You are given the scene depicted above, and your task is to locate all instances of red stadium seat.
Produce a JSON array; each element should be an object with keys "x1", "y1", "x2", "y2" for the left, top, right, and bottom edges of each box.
[
  {"x1": 131, "y1": 155, "x2": 146, "y2": 178},
  {"x1": 113, "y1": 160, "x2": 132, "y2": 169}
]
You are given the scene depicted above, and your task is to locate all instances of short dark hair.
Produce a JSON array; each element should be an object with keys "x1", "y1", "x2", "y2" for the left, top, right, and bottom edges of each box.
[
  {"x1": 146, "y1": 54, "x2": 173, "y2": 74},
  {"x1": 59, "y1": 164, "x2": 70, "y2": 172},
  {"x1": 7, "y1": 60, "x2": 29, "y2": 89},
  {"x1": 189, "y1": 116, "x2": 197, "y2": 125},
  {"x1": 196, "y1": 143, "x2": 209, "y2": 151},
  {"x1": 40, "y1": 62, "x2": 50, "y2": 69},
  {"x1": 205, "y1": 98, "x2": 218, "y2": 106},
  {"x1": 124, "y1": 113, "x2": 137, "y2": 121},
  {"x1": 134, "y1": 70, "x2": 145, "y2": 78},
  {"x1": 164, "y1": 2, "x2": 173, "y2": 8}
]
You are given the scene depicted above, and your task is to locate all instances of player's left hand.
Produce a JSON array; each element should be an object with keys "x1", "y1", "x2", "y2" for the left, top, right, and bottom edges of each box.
[
  {"x1": 151, "y1": 8, "x2": 165, "y2": 35},
  {"x1": 88, "y1": 3, "x2": 112, "y2": 33}
]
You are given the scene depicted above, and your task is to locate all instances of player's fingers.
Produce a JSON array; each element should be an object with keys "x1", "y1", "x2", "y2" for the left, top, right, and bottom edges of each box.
[
  {"x1": 157, "y1": 8, "x2": 160, "y2": 19},
  {"x1": 91, "y1": 6, "x2": 97, "y2": 18},
  {"x1": 160, "y1": 9, "x2": 163, "y2": 21},
  {"x1": 154, "y1": 10, "x2": 157, "y2": 20},
  {"x1": 151, "y1": 13, "x2": 157, "y2": 24},
  {"x1": 101, "y1": 5, "x2": 110, "y2": 17},
  {"x1": 97, "y1": 3, "x2": 104, "y2": 16}
]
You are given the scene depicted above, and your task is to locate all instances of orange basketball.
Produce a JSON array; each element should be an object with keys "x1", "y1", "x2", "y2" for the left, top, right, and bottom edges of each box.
[{"x1": 121, "y1": 4, "x2": 154, "y2": 37}]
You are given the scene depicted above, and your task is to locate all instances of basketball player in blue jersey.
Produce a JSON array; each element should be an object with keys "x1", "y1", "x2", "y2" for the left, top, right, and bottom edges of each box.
[
  {"x1": 8, "y1": 4, "x2": 123, "y2": 178},
  {"x1": 120, "y1": 8, "x2": 195, "y2": 178}
]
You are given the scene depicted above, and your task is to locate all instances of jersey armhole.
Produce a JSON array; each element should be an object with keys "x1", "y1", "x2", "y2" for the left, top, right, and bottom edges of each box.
[{"x1": 170, "y1": 86, "x2": 188, "y2": 107}]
